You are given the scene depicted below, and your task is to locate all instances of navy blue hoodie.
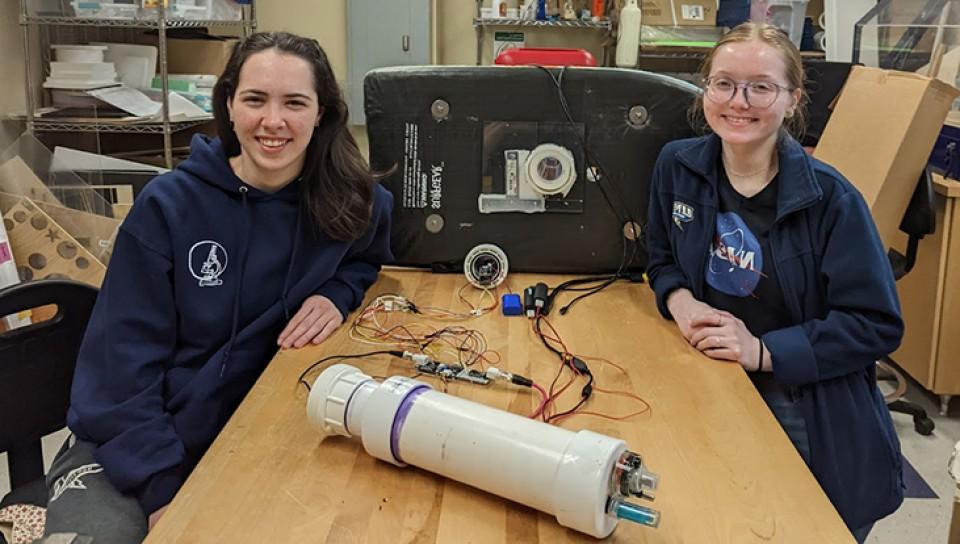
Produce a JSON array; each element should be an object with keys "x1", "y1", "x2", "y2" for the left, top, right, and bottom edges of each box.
[
  {"x1": 646, "y1": 133, "x2": 904, "y2": 530},
  {"x1": 67, "y1": 135, "x2": 393, "y2": 514}
]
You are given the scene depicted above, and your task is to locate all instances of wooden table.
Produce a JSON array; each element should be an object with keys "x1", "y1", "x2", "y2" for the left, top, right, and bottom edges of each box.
[{"x1": 147, "y1": 269, "x2": 853, "y2": 543}]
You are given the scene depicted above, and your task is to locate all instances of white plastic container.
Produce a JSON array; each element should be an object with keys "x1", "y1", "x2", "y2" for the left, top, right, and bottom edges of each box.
[
  {"x1": 307, "y1": 364, "x2": 661, "y2": 538},
  {"x1": 764, "y1": 0, "x2": 810, "y2": 47},
  {"x1": 50, "y1": 61, "x2": 116, "y2": 75},
  {"x1": 616, "y1": 0, "x2": 642, "y2": 68},
  {"x1": 51, "y1": 45, "x2": 108, "y2": 63}
]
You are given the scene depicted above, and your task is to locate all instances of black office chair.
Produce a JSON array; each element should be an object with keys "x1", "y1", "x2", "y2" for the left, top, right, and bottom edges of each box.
[
  {"x1": 880, "y1": 166, "x2": 937, "y2": 436},
  {"x1": 0, "y1": 280, "x2": 98, "y2": 508}
]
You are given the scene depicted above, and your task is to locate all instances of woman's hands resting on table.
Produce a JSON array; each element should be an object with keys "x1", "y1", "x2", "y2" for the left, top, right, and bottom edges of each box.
[
  {"x1": 666, "y1": 288, "x2": 763, "y2": 372},
  {"x1": 277, "y1": 295, "x2": 344, "y2": 349}
]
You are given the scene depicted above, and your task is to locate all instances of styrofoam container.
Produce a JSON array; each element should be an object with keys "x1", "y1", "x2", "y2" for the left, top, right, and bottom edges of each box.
[
  {"x1": 51, "y1": 61, "x2": 116, "y2": 74},
  {"x1": 50, "y1": 70, "x2": 118, "y2": 81},
  {"x1": 50, "y1": 69, "x2": 118, "y2": 80},
  {"x1": 42, "y1": 79, "x2": 120, "y2": 90},
  {"x1": 92, "y1": 42, "x2": 158, "y2": 87},
  {"x1": 765, "y1": 0, "x2": 810, "y2": 47},
  {"x1": 51, "y1": 45, "x2": 108, "y2": 63}
]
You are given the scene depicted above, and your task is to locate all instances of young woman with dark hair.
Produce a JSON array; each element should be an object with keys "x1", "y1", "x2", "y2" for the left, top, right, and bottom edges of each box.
[{"x1": 41, "y1": 31, "x2": 393, "y2": 542}]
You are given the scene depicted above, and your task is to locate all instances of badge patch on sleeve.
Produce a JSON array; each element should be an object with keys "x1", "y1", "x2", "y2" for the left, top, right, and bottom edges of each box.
[{"x1": 672, "y1": 201, "x2": 694, "y2": 230}]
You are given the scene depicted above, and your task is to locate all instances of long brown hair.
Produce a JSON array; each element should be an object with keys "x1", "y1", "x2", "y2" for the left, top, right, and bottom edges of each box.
[
  {"x1": 213, "y1": 32, "x2": 379, "y2": 241},
  {"x1": 689, "y1": 22, "x2": 809, "y2": 139}
]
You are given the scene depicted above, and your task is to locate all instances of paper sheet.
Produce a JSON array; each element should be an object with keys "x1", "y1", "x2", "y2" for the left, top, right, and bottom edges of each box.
[
  {"x1": 52, "y1": 147, "x2": 169, "y2": 174},
  {"x1": 86, "y1": 86, "x2": 161, "y2": 118}
]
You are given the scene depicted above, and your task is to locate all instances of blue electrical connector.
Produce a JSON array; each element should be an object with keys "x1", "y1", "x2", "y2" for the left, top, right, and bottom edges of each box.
[{"x1": 501, "y1": 293, "x2": 523, "y2": 316}]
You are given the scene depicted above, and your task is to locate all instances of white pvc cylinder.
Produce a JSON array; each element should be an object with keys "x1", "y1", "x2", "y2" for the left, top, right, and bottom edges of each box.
[{"x1": 308, "y1": 365, "x2": 626, "y2": 538}]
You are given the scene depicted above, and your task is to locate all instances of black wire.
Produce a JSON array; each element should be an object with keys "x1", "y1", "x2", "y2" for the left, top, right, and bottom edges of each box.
[
  {"x1": 547, "y1": 372, "x2": 594, "y2": 423},
  {"x1": 297, "y1": 350, "x2": 401, "y2": 391},
  {"x1": 545, "y1": 274, "x2": 628, "y2": 315},
  {"x1": 546, "y1": 275, "x2": 619, "y2": 303},
  {"x1": 534, "y1": 65, "x2": 646, "y2": 262},
  {"x1": 558, "y1": 278, "x2": 618, "y2": 315},
  {"x1": 528, "y1": 65, "x2": 647, "y2": 313},
  {"x1": 534, "y1": 314, "x2": 564, "y2": 358},
  {"x1": 555, "y1": 234, "x2": 645, "y2": 314},
  {"x1": 533, "y1": 313, "x2": 598, "y2": 422},
  {"x1": 534, "y1": 66, "x2": 634, "y2": 229}
]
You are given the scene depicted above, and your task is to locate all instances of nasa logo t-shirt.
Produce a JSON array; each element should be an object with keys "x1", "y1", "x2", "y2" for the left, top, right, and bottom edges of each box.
[
  {"x1": 703, "y1": 165, "x2": 792, "y2": 338},
  {"x1": 708, "y1": 211, "x2": 764, "y2": 297}
]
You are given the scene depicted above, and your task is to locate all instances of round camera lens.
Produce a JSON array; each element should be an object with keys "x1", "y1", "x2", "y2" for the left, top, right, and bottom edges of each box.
[
  {"x1": 463, "y1": 243, "x2": 509, "y2": 289},
  {"x1": 537, "y1": 156, "x2": 563, "y2": 181},
  {"x1": 472, "y1": 254, "x2": 500, "y2": 282}
]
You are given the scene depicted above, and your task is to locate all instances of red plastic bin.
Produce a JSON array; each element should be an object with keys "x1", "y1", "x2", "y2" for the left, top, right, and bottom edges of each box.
[{"x1": 494, "y1": 47, "x2": 597, "y2": 67}]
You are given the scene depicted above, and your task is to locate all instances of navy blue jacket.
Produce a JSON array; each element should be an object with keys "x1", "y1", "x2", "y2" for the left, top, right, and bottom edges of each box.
[
  {"x1": 67, "y1": 135, "x2": 394, "y2": 514},
  {"x1": 646, "y1": 133, "x2": 904, "y2": 530}
]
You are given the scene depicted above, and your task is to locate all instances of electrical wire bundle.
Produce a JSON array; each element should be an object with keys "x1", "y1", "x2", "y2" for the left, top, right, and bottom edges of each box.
[
  {"x1": 296, "y1": 288, "x2": 553, "y2": 419},
  {"x1": 529, "y1": 310, "x2": 651, "y2": 424},
  {"x1": 297, "y1": 280, "x2": 651, "y2": 424},
  {"x1": 348, "y1": 291, "x2": 501, "y2": 369}
]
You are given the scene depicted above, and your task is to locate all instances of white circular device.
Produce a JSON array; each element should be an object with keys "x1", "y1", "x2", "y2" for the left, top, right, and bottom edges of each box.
[
  {"x1": 525, "y1": 143, "x2": 577, "y2": 197},
  {"x1": 463, "y1": 243, "x2": 508, "y2": 289}
]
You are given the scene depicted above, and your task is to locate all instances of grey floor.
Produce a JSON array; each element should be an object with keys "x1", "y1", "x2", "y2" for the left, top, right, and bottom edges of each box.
[
  {"x1": 870, "y1": 375, "x2": 958, "y2": 544},
  {"x1": 0, "y1": 378, "x2": 955, "y2": 543}
]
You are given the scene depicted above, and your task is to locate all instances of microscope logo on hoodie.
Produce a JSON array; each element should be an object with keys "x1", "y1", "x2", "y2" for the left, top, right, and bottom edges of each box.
[{"x1": 188, "y1": 240, "x2": 228, "y2": 287}]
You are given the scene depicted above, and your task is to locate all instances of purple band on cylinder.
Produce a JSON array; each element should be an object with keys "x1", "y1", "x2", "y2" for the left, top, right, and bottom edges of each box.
[{"x1": 390, "y1": 385, "x2": 429, "y2": 463}]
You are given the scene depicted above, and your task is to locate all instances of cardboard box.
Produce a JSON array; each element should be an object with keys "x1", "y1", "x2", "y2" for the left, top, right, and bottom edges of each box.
[
  {"x1": 165, "y1": 36, "x2": 239, "y2": 76},
  {"x1": 813, "y1": 66, "x2": 960, "y2": 247},
  {"x1": 641, "y1": 0, "x2": 717, "y2": 26}
]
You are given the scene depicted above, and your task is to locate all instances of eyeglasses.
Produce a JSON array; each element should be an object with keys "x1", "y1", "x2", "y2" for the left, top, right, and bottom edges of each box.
[{"x1": 704, "y1": 77, "x2": 793, "y2": 109}]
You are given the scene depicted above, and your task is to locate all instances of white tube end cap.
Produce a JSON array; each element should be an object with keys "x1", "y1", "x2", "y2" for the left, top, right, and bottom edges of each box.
[{"x1": 306, "y1": 364, "x2": 372, "y2": 438}]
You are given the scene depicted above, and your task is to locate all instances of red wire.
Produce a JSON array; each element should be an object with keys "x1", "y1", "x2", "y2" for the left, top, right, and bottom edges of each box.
[
  {"x1": 528, "y1": 311, "x2": 653, "y2": 424},
  {"x1": 530, "y1": 382, "x2": 548, "y2": 419},
  {"x1": 549, "y1": 407, "x2": 651, "y2": 424}
]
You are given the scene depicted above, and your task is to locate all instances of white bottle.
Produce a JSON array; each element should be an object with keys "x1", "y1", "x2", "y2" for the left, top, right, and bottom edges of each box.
[{"x1": 616, "y1": 0, "x2": 642, "y2": 68}]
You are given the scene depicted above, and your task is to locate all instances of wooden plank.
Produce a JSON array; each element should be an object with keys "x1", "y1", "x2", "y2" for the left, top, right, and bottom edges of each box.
[
  {"x1": 891, "y1": 193, "x2": 950, "y2": 388},
  {"x1": 0, "y1": 191, "x2": 119, "y2": 265},
  {"x1": 934, "y1": 195, "x2": 960, "y2": 393},
  {"x1": 2, "y1": 198, "x2": 106, "y2": 288},
  {"x1": 935, "y1": 172, "x2": 960, "y2": 198},
  {"x1": 147, "y1": 270, "x2": 854, "y2": 544}
]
